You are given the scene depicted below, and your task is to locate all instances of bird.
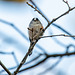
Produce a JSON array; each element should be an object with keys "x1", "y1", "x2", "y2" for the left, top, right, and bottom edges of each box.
[{"x1": 28, "y1": 18, "x2": 44, "y2": 56}]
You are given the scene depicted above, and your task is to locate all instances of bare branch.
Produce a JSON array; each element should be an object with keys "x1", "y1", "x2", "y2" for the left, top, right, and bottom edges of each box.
[
  {"x1": 39, "y1": 34, "x2": 75, "y2": 38},
  {"x1": 30, "y1": 0, "x2": 50, "y2": 23},
  {"x1": 26, "y1": 2, "x2": 50, "y2": 23},
  {"x1": 44, "y1": 7, "x2": 75, "y2": 31},
  {"x1": 19, "y1": 57, "x2": 47, "y2": 73},
  {"x1": 48, "y1": 52, "x2": 75, "y2": 57},
  {"x1": 50, "y1": 23, "x2": 75, "y2": 40},
  {"x1": 0, "y1": 61, "x2": 12, "y2": 75},
  {"x1": 63, "y1": 0, "x2": 70, "y2": 10}
]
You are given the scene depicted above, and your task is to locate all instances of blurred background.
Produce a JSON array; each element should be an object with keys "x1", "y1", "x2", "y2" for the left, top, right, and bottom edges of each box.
[{"x1": 0, "y1": 0, "x2": 75, "y2": 75}]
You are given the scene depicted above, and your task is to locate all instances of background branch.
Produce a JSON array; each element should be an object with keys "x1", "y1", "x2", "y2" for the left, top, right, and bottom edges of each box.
[
  {"x1": 19, "y1": 52, "x2": 75, "y2": 73},
  {"x1": 38, "y1": 57, "x2": 62, "y2": 75}
]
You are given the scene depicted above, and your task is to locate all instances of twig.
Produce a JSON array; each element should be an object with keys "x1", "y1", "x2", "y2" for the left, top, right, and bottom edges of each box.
[
  {"x1": 26, "y1": 2, "x2": 75, "y2": 31},
  {"x1": 19, "y1": 57, "x2": 47, "y2": 73},
  {"x1": 39, "y1": 34, "x2": 75, "y2": 38},
  {"x1": 26, "y1": 2, "x2": 50, "y2": 23},
  {"x1": 0, "y1": 61, "x2": 12, "y2": 75},
  {"x1": 44, "y1": 7, "x2": 75, "y2": 31},
  {"x1": 47, "y1": 52, "x2": 75, "y2": 57},
  {"x1": 52, "y1": 23, "x2": 75, "y2": 39},
  {"x1": 30, "y1": 0, "x2": 50, "y2": 23},
  {"x1": 0, "y1": 54, "x2": 41, "y2": 73},
  {"x1": 63, "y1": 0, "x2": 70, "y2": 10}
]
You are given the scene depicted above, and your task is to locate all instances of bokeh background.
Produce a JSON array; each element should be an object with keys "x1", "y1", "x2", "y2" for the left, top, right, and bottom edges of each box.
[{"x1": 0, "y1": 0, "x2": 75, "y2": 75}]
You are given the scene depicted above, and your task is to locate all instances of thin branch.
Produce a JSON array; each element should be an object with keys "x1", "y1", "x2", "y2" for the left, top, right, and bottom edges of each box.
[
  {"x1": 26, "y1": 2, "x2": 50, "y2": 23},
  {"x1": 63, "y1": 0, "x2": 70, "y2": 10},
  {"x1": 39, "y1": 34, "x2": 75, "y2": 38},
  {"x1": 18, "y1": 52, "x2": 75, "y2": 73},
  {"x1": 44, "y1": 7, "x2": 75, "y2": 31},
  {"x1": 0, "y1": 66, "x2": 17, "y2": 74},
  {"x1": 0, "y1": 54, "x2": 41, "y2": 73},
  {"x1": 47, "y1": 52, "x2": 75, "y2": 57},
  {"x1": 52, "y1": 23, "x2": 75, "y2": 40},
  {"x1": 0, "y1": 61, "x2": 12, "y2": 75},
  {"x1": 19, "y1": 57, "x2": 47, "y2": 73}
]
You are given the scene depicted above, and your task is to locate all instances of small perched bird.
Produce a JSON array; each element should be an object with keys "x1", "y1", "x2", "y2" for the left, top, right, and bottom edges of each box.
[{"x1": 28, "y1": 18, "x2": 44, "y2": 55}]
